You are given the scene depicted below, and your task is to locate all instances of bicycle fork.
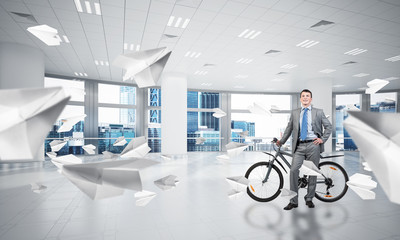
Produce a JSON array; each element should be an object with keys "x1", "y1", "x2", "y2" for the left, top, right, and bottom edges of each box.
[{"x1": 262, "y1": 160, "x2": 274, "y2": 184}]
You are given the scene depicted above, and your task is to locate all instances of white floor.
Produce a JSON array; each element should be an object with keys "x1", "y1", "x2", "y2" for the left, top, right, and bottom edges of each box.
[{"x1": 0, "y1": 151, "x2": 399, "y2": 240}]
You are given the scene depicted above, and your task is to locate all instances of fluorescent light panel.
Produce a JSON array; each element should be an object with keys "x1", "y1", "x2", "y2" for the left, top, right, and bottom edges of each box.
[
  {"x1": 353, "y1": 73, "x2": 370, "y2": 77},
  {"x1": 238, "y1": 29, "x2": 261, "y2": 39},
  {"x1": 167, "y1": 16, "x2": 190, "y2": 28},
  {"x1": 84, "y1": 1, "x2": 92, "y2": 14},
  {"x1": 236, "y1": 58, "x2": 253, "y2": 64},
  {"x1": 185, "y1": 51, "x2": 201, "y2": 58},
  {"x1": 344, "y1": 48, "x2": 368, "y2": 55},
  {"x1": 74, "y1": 0, "x2": 83, "y2": 12},
  {"x1": 320, "y1": 69, "x2": 336, "y2": 73},
  {"x1": 281, "y1": 64, "x2": 297, "y2": 69},
  {"x1": 296, "y1": 40, "x2": 319, "y2": 48},
  {"x1": 385, "y1": 55, "x2": 400, "y2": 62},
  {"x1": 94, "y1": 2, "x2": 101, "y2": 15}
]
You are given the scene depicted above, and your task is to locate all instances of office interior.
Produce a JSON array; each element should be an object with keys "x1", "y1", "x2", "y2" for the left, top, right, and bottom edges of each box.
[{"x1": 0, "y1": 0, "x2": 400, "y2": 239}]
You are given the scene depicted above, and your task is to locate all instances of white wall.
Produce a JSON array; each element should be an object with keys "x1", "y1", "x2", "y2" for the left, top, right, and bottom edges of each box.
[
  {"x1": 161, "y1": 73, "x2": 187, "y2": 155},
  {"x1": 0, "y1": 42, "x2": 44, "y2": 89}
]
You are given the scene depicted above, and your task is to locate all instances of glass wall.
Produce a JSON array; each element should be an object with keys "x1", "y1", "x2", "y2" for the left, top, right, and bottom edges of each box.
[
  {"x1": 187, "y1": 91, "x2": 221, "y2": 151},
  {"x1": 370, "y1": 92, "x2": 397, "y2": 112},
  {"x1": 231, "y1": 94, "x2": 291, "y2": 151},
  {"x1": 44, "y1": 78, "x2": 85, "y2": 156},
  {"x1": 98, "y1": 84, "x2": 136, "y2": 153},
  {"x1": 335, "y1": 94, "x2": 360, "y2": 151}
]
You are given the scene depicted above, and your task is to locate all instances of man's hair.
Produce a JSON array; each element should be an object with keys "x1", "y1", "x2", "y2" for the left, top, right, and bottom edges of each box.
[{"x1": 300, "y1": 89, "x2": 312, "y2": 98}]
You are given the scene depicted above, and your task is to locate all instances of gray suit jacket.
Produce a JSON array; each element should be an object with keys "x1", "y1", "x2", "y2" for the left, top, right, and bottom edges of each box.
[{"x1": 280, "y1": 107, "x2": 332, "y2": 154}]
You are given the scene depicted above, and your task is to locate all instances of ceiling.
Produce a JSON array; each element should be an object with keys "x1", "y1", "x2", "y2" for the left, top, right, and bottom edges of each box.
[{"x1": 0, "y1": 0, "x2": 400, "y2": 93}]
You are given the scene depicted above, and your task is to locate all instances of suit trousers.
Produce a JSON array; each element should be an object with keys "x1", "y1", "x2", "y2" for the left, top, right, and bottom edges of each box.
[{"x1": 289, "y1": 142, "x2": 320, "y2": 204}]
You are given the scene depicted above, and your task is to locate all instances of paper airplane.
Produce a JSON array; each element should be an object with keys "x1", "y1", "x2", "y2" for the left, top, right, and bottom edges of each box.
[
  {"x1": 46, "y1": 151, "x2": 57, "y2": 159},
  {"x1": 270, "y1": 105, "x2": 281, "y2": 113},
  {"x1": 113, "y1": 136, "x2": 127, "y2": 146},
  {"x1": 212, "y1": 108, "x2": 226, "y2": 118},
  {"x1": 280, "y1": 188, "x2": 297, "y2": 200},
  {"x1": 154, "y1": 175, "x2": 179, "y2": 190},
  {"x1": 344, "y1": 111, "x2": 400, "y2": 204},
  {"x1": 226, "y1": 142, "x2": 248, "y2": 158},
  {"x1": 238, "y1": 131, "x2": 249, "y2": 138},
  {"x1": 346, "y1": 104, "x2": 360, "y2": 111},
  {"x1": 0, "y1": 87, "x2": 69, "y2": 161},
  {"x1": 227, "y1": 189, "x2": 245, "y2": 199},
  {"x1": 299, "y1": 160, "x2": 322, "y2": 177},
  {"x1": 55, "y1": 158, "x2": 158, "y2": 200},
  {"x1": 102, "y1": 151, "x2": 117, "y2": 159},
  {"x1": 365, "y1": 79, "x2": 389, "y2": 94},
  {"x1": 51, "y1": 154, "x2": 82, "y2": 169},
  {"x1": 248, "y1": 102, "x2": 272, "y2": 116},
  {"x1": 82, "y1": 144, "x2": 96, "y2": 155},
  {"x1": 113, "y1": 47, "x2": 171, "y2": 88},
  {"x1": 27, "y1": 24, "x2": 61, "y2": 46},
  {"x1": 196, "y1": 137, "x2": 206, "y2": 145},
  {"x1": 226, "y1": 176, "x2": 249, "y2": 192},
  {"x1": 135, "y1": 190, "x2": 157, "y2": 206},
  {"x1": 30, "y1": 183, "x2": 47, "y2": 193},
  {"x1": 49, "y1": 140, "x2": 67, "y2": 152},
  {"x1": 346, "y1": 173, "x2": 377, "y2": 200},
  {"x1": 216, "y1": 154, "x2": 230, "y2": 160},
  {"x1": 385, "y1": 97, "x2": 396, "y2": 103},
  {"x1": 58, "y1": 114, "x2": 86, "y2": 132},
  {"x1": 120, "y1": 136, "x2": 151, "y2": 158},
  {"x1": 362, "y1": 162, "x2": 372, "y2": 171}
]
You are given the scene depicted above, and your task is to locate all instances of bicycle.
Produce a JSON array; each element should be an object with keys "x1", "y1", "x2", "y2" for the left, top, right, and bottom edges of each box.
[{"x1": 245, "y1": 138, "x2": 349, "y2": 202}]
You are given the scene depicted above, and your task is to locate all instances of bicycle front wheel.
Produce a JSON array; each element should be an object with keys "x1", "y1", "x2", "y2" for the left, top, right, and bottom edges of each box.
[
  {"x1": 315, "y1": 161, "x2": 349, "y2": 202},
  {"x1": 245, "y1": 161, "x2": 283, "y2": 202}
]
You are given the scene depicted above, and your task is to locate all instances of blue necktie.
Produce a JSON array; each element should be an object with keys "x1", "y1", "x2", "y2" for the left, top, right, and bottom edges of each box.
[{"x1": 300, "y1": 108, "x2": 308, "y2": 141}]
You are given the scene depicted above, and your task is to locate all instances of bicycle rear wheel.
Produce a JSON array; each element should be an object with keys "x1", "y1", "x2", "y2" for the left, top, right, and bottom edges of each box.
[
  {"x1": 245, "y1": 161, "x2": 283, "y2": 202},
  {"x1": 315, "y1": 161, "x2": 349, "y2": 202}
]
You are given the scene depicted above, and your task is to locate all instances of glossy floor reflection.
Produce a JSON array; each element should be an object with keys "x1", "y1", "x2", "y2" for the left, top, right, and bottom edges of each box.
[{"x1": 0, "y1": 151, "x2": 399, "y2": 240}]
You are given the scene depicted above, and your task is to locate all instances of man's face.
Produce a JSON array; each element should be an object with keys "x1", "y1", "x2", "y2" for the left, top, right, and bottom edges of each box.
[{"x1": 300, "y1": 92, "x2": 312, "y2": 107}]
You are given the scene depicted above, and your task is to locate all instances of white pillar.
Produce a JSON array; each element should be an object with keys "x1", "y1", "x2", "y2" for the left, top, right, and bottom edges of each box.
[
  {"x1": 161, "y1": 73, "x2": 187, "y2": 155},
  {"x1": 0, "y1": 42, "x2": 44, "y2": 89},
  {"x1": 305, "y1": 78, "x2": 333, "y2": 152},
  {"x1": 0, "y1": 43, "x2": 45, "y2": 160}
]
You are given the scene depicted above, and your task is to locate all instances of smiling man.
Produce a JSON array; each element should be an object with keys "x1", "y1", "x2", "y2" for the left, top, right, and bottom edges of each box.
[{"x1": 277, "y1": 89, "x2": 332, "y2": 210}]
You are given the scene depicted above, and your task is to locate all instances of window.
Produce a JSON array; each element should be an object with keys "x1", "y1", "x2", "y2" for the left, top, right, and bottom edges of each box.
[
  {"x1": 370, "y1": 92, "x2": 397, "y2": 113},
  {"x1": 335, "y1": 94, "x2": 361, "y2": 151},
  {"x1": 231, "y1": 94, "x2": 291, "y2": 151},
  {"x1": 187, "y1": 91, "x2": 221, "y2": 151},
  {"x1": 45, "y1": 77, "x2": 85, "y2": 102},
  {"x1": 148, "y1": 88, "x2": 161, "y2": 152}
]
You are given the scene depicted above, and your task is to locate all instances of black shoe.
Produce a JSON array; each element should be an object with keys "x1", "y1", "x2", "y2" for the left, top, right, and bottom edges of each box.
[
  {"x1": 283, "y1": 203, "x2": 298, "y2": 210},
  {"x1": 306, "y1": 201, "x2": 315, "y2": 208}
]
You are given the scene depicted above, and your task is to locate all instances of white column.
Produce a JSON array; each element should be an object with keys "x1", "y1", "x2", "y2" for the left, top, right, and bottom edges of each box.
[
  {"x1": 0, "y1": 42, "x2": 44, "y2": 89},
  {"x1": 305, "y1": 78, "x2": 333, "y2": 152},
  {"x1": 0, "y1": 43, "x2": 45, "y2": 160},
  {"x1": 161, "y1": 73, "x2": 187, "y2": 155}
]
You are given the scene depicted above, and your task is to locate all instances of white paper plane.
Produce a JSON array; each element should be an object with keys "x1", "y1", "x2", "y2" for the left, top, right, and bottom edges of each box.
[
  {"x1": 46, "y1": 151, "x2": 57, "y2": 159},
  {"x1": 216, "y1": 154, "x2": 230, "y2": 160},
  {"x1": 102, "y1": 151, "x2": 117, "y2": 159},
  {"x1": 226, "y1": 176, "x2": 249, "y2": 192},
  {"x1": 113, "y1": 47, "x2": 171, "y2": 88},
  {"x1": 362, "y1": 162, "x2": 372, "y2": 172},
  {"x1": 113, "y1": 136, "x2": 127, "y2": 146},
  {"x1": 30, "y1": 183, "x2": 47, "y2": 193},
  {"x1": 135, "y1": 190, "x2": 157, "y2": 206},
  {"x1": 50, "y1": 140, "x2": 67, "y2": 152},
  {"x1": 280, "y1": 188, "x2": 297, "y2": 200},
  {"x1": 154, "y1": 175, "x2": 179, "y2": 190},
  {"x1": 51, "y1": 154, "x2": 83, "y2": 169},
  {"x1": 226, "y1": 142, "x2": 248, "y2": 158},
  {"x1": 196, "y1": 137, "x2": 206, "y2": 145},
  {"x1": 344, "y1": 111, "x2": 400, "y2": 204},
  {"x1": 365, "y1": 79, "x2": 389, "y2": 94},
  {"x1": 270, "y1": 105, "x2": 281, "y2": 113},
  {"x1": 82, "y1": 144, "x2": 96, "y2": 155},
  {"x1": 58, "y1": 158, "x2": 158, "y2": 200},
  {"x1": 299, "y1": 160, "x2": 322, "y2": 177},
  {"x1": 120, "y1": 136, "x2": 151, "y2": 158},
  {"x1": 27, "y1": 24, "x2": 61, "y2": 46},
  {"x1": 346, "y1": 173, "x2": 377, "y2": 200},
  {"x1": 212, "y1": 108, "x2": 226, "y2": 118},
  {"x1": 248, "y1": 102, "x2": 272, "y2": 116},
  {"x1": 227, "y1": 189, "x2": 245, "y2": 199},
  {"x1": 57, "y1": 114, "x2": 86, "y2": 133},
  {"x1": 346, "y1": 104, "x2": 360, "y2": 111},
  {"x1": 0, "y1": 87, "x2": 69, "y2": 161},
  {"x1": 238, "y1": 131, "x2": 249, "y2": 138}
]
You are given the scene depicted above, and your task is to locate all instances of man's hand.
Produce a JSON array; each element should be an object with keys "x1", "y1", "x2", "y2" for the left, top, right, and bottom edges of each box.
[
  {"x1": 276, "y1": 140, "x2": 282, "y2": 147},
  {"x1": 313, "y1": 138, "x2": 323, "y2": 145}
]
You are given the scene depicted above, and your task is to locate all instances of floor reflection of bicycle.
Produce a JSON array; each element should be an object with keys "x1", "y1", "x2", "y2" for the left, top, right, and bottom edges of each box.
[
  {"x1": 245, "y1": 138, "x2": 349, "y2": 203},
  {"x1": 244, "y1": 202, "x2": 349, "y2": 239}
]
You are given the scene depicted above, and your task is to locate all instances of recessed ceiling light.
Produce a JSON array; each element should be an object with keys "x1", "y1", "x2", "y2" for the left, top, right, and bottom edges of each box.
[
  {"x1": 74, "y1": 72, "x2": 79, "y2": 76},
  {"x1": 296, "y1": 40, "x2": 319, "y2": 48},
  {"x1": 124, "y1": 43, "x2": 140, "y2": 51},
  {"x1": 320, "y1": 69, "x2": 336, "y2": 73},
  {"x1": 84, "y1": 1, "x2": 92, "y2": 14},
  {"x1": 74, "y1": 72, "x2": 88, "y2": 77},
  {"x1": 94, "y1": 2, "x2": 101, "y2": 15},
  {"x1": 194, "y1": 70, "x2": 208, "y2": 75},
  {"x1": 333, "y1": 84, "x2": 344, "y2": 88},
  {"x1": 201, "y1": 83, "x2": 212, "y2": 86},
  {"x1": 309, "y1": 20, "x2": 335, "y2": 32},
  {"x1": 280, "y1": 64, "x2": 297, "y2": 69},
  {"x1": 74, "y1": 0, "x2": 83, "y2": 12},
  {"x1": 236, "y1": 58, "x2": 253, "y2": 64},
  {"x1": 62, "y1": 35, "x2": 70, "y2": 43},
  {"x1": 185, "y1": 51, "x2": 201, "y2": 58},
  {"x1": 238, "y1": 29, "x2": 261, "y2": 39},
  {"x1": 74, "y1": 0, "x2": 101, "y2": 15},
  {"x1": 167, "y1": 16, "x2": 190, "y2": 28},
  {"x1": 384, "y1": 77, "x2": 399, "y2": 81},
  {"x1": 353, "y1": 73, "x2": 370, "y2": 77},
  {"x1": 385, "y1": 55, "x2": 400, "y2": 62},
  {"x1": 265, "y1": 50, "x2": 281, "y2": 55},
  {"x1": 344, "y1": 48, "x2": 367, "y2": 56}
]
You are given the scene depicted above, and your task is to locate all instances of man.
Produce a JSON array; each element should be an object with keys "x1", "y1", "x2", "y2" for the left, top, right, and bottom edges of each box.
[{"x1": 277, "y1": 89, "x2": 332, "y2": 210}]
